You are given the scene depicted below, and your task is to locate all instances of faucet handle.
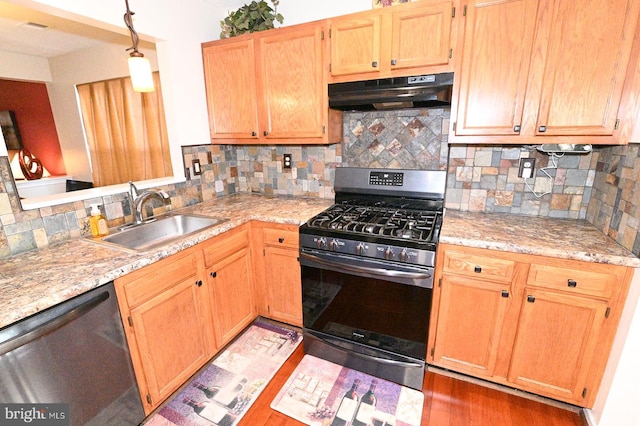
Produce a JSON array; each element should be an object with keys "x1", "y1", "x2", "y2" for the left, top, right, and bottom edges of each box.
[{"x1": 128, "y1": 181, "x2": 140, "y2": 199}]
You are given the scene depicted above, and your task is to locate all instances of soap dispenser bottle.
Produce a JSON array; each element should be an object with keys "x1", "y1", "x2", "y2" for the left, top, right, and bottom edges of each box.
[{"x1": 90, "y1": 204, "x2": 109, "y2": 237}]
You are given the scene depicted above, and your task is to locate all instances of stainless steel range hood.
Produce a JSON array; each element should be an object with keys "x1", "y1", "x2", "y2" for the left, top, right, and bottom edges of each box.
[{"x1": 328, "y1": 72, "x2": 453, "y2": 111}]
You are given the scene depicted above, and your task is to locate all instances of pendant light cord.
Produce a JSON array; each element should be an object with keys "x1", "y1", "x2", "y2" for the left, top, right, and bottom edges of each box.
[{"x1": 124, "y1": 0, "x2": 141, "y2": 56}]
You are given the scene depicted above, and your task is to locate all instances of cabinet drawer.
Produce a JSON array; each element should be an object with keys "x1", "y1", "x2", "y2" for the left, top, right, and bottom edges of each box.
[
  {"x1": 202, "y1": 226, "x2": 250, "y2": 267},
  {"x1": 117, "y1": 249, "x2": 202, "y2": 308},
  {"x1": 263, "y1": 227, "x2": 298, "y2": 249},
  {"x1": 443, "y1": 251, "x2": 515, "y2": 282},
  {"x1": 527, "y1": 263, "x2": 617, "y2": 298}
]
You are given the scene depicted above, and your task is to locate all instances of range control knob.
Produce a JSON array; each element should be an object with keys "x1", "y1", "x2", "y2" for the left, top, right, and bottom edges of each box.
[
  {"x1": 398, "y1": 249, "x2": 408, "y2": 262},
  {"x1": 384, "y1": 247, "x2": 394, "y2": 260},
  {"x1": 329, "y1": 239, "x2": 339, "y2": 251},
  {"x1": 316, "y1": 237, "x2": 327, "y2": 250},
  {"x1": 355, "y1": 243, "x2": 366, "y2": 255}
]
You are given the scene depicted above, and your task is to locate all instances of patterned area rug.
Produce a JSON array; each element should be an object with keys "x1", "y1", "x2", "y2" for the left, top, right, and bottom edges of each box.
[
  {"x1": 144, "y1": 319, "x2": 302, "y2": 426},
  {"x1": 271, "y1": 354, "x2": 424, "y2": 426}
]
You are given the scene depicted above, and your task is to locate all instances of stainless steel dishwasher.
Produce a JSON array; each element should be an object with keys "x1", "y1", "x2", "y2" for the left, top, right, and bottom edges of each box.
[{"x1": 0, "y1": 282, "x2": 145, "y2": 426}]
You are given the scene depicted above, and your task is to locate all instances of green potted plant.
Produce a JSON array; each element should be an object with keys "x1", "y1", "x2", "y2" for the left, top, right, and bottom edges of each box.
[{"x1": 219, "y1": 0, "x2": 284, "y2": 39}]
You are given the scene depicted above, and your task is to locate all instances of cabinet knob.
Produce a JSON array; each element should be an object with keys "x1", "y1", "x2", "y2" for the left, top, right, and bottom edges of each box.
[
  {"x1": 538, "y1": 125, "x2": 547, "y2": 133},
  {"x1": 527, "y1": 295, "x2": 536, "y2": 303},
  {"x1": 372, "y1": 61, "x2": 378, "y2": 68},
  {"x1": 567, "y1": 279, "x2": 577, "y2": 288},
  {"x1": 263, "y1": 131, "x2": 269, "y2": 136},
  {"x1": 278, "y1": 237, "x2": 285, "y2": 243},
  {"x1": 251, "y1": 131, "x2": 257, "y2": 137},
  {"x1": 195, "y1": 280, "x2": 203, "y2": 287},
  {"x1": 501, "y1": 290, "x2": 509, "y2": 298},
  {"x1": 513, "y1": 125, "x2": 521, "y2": 132},
  {"x1": 210, "y1": 272, "x2": 217, "y2": 278},
  {"x1": 391, "y1": 59, "x2": 397, "y2": 66},
  {"x1": 474, "y1": 266, "x2": 482, "y2": 273}
]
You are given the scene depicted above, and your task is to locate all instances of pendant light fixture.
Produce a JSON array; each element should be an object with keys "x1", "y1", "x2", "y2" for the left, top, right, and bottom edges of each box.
[{"x1": 124, "y1": 0, "x2": 154, "y2": 92}]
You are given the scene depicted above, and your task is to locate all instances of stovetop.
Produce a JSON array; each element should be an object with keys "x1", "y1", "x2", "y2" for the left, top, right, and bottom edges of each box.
[
  {"x1": 304, "y1": 202, "x2": 441, "y2": 243},
  {"x1": 299, "y1": 167, "x2": 447, "y2": 267}
]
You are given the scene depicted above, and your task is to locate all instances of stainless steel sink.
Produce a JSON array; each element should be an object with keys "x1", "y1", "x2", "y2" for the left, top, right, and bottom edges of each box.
[{"x1": 89, "y1": 214, "x2": 228, "y2": 252}]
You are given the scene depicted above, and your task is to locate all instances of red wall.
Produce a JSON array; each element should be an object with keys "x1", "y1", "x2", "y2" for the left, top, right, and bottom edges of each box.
[{"x1": 0, "y1": 79, "x2": 66, "y2": 176}]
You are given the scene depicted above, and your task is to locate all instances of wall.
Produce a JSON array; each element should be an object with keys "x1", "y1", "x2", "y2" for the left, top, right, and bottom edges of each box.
[{"x1": 0, "y1": 79, "x2": 65, "y2": 175}]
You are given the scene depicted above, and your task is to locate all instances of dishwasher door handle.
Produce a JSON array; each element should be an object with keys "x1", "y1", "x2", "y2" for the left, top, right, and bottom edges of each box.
[{"x1": 0, "y1": 290, "x2": 110, "y2": 354}]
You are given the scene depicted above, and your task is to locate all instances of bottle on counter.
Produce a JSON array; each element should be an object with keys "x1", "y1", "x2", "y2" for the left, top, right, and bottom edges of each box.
[
  {"x1": 89, "y1": 204, "x2": 109, "y2": 237},
  {"x1": 331, "y1": 379, "x2": 360, "y2": 426}
]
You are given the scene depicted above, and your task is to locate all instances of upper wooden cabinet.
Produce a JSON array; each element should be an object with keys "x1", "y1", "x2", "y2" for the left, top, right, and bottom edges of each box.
[
  {"x1": 202, "y1": 38, "x2": 259, "y2": 140},
  {"x1": 328, "y1": 0, "x2": 456, "y2": 82},
  {"x1": 202, "y1": 22, "x2": 342, "y2": 144},
  {"x1": 451, "y1": 0, "x2": 640, "y2": 144}
]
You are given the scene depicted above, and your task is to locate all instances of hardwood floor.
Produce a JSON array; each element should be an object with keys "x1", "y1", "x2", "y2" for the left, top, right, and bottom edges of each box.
[{"x1": 240, "y1": 345, "x2": 584, "y2": 426}]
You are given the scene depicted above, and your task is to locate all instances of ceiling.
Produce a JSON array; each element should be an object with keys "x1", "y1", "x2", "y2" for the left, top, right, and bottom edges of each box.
[{"x1": 0, "y1": 1, "x2": 133, "y2": 58}]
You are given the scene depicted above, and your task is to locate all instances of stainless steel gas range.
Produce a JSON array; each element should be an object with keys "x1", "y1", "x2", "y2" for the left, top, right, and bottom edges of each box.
[{"x1": 299, "y1": 167, "x2": 446, "y2": 390}]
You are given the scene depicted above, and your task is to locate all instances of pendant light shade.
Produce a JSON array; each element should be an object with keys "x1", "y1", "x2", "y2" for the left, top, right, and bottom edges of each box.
[
  {"x1": 124, "y1": 0, "x2": 154, "y2": 92},
  {"x1": 128, "y1": 53, "x2": 155, "y2": 92}
]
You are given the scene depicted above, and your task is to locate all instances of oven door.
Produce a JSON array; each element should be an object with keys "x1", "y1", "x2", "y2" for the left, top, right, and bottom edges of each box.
[{"x1": 300, "y1": 248, "x2": 433, "y2": 389}]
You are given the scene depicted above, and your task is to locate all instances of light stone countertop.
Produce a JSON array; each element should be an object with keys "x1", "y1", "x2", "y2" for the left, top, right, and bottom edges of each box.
[
  {"x1": 440, "y1": 210, "x2": 640, "y2": 268},
  {"x1": 2, "y1": 195, "x2": 639, "y2": 330},
  {"x1": 0, "y1": 193, "x2": 333, "y2": 329}
]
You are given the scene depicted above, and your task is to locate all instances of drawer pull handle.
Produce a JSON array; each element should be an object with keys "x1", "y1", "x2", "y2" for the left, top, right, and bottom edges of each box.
[
  {"x1": 568, "y1": 279, "x2": 577, "y2": 288},
  {"x1": 210, "y1": 272, "x2": 217, "y2": 278},
  {"x1": 474, "y1": 266, "x2": 482, "y2": 273},
  {"x1": 278, "y1": 237, "x2": 285, "y2": 243},
  {"x1": 195, "y1": 280, "x2": 203, "y2": 287},
  {"x1": 527, "y1": 295, "x2": 536, "y2": 303},
  {"x1": 501, "y1": 290, "x2": 509, "y2": 298}
]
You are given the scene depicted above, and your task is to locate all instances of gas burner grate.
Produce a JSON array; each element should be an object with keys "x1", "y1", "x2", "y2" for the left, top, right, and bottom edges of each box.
[{"x1": 305, "y1": 204, "x2": 440, "y2": 243}]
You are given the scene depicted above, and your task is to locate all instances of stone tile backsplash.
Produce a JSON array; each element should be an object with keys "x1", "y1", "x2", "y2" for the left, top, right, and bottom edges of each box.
[
  {"x1": 445, "y1": 145, "x2": 597, "y2": 219},
  {"x1": 587, "y1": 144, "x2": 640, "y2": 256},
  {"x1": 1, "y1": 106, "x2": 639, "y2": 258}
]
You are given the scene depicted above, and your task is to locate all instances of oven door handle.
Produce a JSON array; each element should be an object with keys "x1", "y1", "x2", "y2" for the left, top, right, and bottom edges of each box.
[{"x1": 300, "y1": 251, "x2": 432, "y2": 281}]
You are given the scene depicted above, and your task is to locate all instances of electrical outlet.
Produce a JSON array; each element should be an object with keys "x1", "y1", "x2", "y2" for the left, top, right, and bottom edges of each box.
[
  {"x1": 192, "y1": 159, "x2": 202, "y2": 175},
  {"x1": 518, "y1": 158, "x2": 536, "y2": 179},
  {"x1": 283, "y1": 153, "x2": 292, "y2": 169}
]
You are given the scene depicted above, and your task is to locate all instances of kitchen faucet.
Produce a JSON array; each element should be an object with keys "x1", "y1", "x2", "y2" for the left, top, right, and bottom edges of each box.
[{"x1": 128, "y1": 181, "x2": 171, "y2": 226}]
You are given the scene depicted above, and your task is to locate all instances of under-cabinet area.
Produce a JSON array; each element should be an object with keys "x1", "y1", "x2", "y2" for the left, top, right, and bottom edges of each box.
[
  {"x1": 114, "y1": 221, "x2": 303, "y2": 414},
  {"x1": 428, "y1": 243, "x2": 635, "y2": 408}
]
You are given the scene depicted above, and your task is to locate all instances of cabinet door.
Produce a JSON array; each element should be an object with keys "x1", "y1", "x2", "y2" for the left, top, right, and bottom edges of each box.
[
  {"x1": 454, "y1": 0, "x2": 538, "y2": 136},
  {"x1": 202, "y1": 39, "x2": 259, "y2": 139},
  {"x1": 258, "y1": 25, "x2": 326, "y2": 139},
  {"x1": 508, "y1": 289, "x2": 609, "y2": 404},
  {"x1": 129, "y1": 276, "x2": 213, "y2": 410},
  {"x1": 264, "y1": 245, "x2": 302, "y2": 326},
  {"x1": 534, "y1": 0, "x2": 640, "y2": 136},
  {"x1": 432, "y1": 275, "x2": 511, "y2": 378},
  {"x1": 330, "y1": 14, "x2": 382, "y2": 77},
  {"x1": 207, "y1": 246, "x2": 255, "y2": 347},
  {"x1": 390, "y1": 2, "x2": 453, "y2": 70}
]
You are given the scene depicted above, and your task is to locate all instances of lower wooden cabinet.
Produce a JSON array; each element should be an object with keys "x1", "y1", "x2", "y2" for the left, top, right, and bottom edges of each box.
[
  {"x1": 114, "y1": 247, "x2": 215, "y2": 414},
  {"x1": 252, "y1": 222, "x2": 303, "y2": 326},
  {"x1": 114, "y1": 221, "x2": 303, "y2": 413},
  {"x1": 428, "y1": 243, "x2": 633, "y2": 407},
  {"x1": 202, "y1": 224, "x2": 255, "y2": 348}
]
